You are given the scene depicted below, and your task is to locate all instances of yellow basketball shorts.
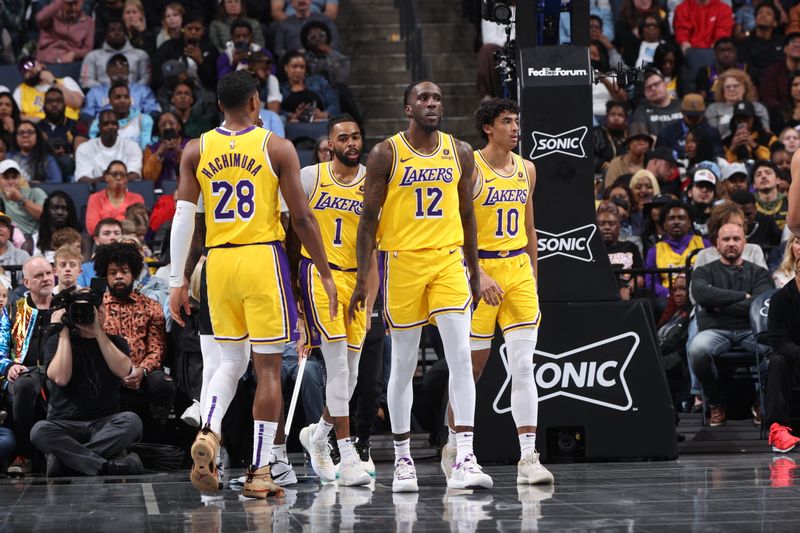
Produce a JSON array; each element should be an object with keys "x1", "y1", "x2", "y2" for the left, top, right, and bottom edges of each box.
[
  {"x1": 471, "y1": 250, "x2": 541, "y2": 341},
  {"x1": 381, "y1": 246, "x2": 472, "y2": 330},
  {"x1": 206, "y1": 242, "x2": 297, "y2": 345},
  {"x1": 299, "y1": 257, "x2": 367, "y2": 351}
]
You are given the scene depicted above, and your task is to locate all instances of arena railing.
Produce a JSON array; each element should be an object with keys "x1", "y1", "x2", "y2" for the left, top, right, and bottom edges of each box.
[{"x1": 395, "y1": 0, "x2": 430, "y2": 81}]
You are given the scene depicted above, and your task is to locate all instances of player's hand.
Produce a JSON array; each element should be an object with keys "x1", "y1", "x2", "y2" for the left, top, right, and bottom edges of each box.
[
  {"x1": 320, "y1": 274, "x2": 338, "y2": 320},
  {"x1": 169, "y1": 284, "x2": 191, "y2": 327},
  {"x1": 479, "y1": 269, "x2": 503, "y2": 306},
  {"x1": 470, "y1": 273, "x2": 482, "y2": 310},
  {"x1": 348, "y1": 278, "x2": 366, "y2": 323},
  {"x1": 296, "y1": 318, "x2": 311, "y2": 360}
]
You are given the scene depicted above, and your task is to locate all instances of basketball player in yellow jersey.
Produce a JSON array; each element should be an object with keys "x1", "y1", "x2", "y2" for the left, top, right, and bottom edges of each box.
[
  {"x1": 168, "y1": 71, "x2": 337, "y2": 499},
  {"x1": 789, "y1": 150, "x2": 800, "y2": 236},
  {"x1": 349, "y1": 80, "x2": 492, "y2": 492},
  {"x1": 293, "y1": 115, "x2": 377, "y2": 487},
  {"x1": 441, "y1": 99, "x2": 554, "y2": 485}
]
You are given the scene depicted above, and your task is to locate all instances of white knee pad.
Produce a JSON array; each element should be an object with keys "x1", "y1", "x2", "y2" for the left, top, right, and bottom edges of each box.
[
  {"x1": 505, "y1": 328, "x2": 538, "y2": 377},
  {"x1": 505, "y1": 327, "x2": 539, "y2": 428},
  {"x1": 347, "y1": 349, "x2": 360, "y2": 398},
  {"x1": 321, "y1": 339, "x2": 350, "y2": 417}
]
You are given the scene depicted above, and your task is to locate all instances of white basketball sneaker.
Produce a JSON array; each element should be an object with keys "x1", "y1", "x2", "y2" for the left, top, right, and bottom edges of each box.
[
  {"x1": 440, "y1": 443, "x2": 456, "y2": 480},
  {"x1": 517, "y1": 450, "x2": 554, "y2": 485},
  {"x1": 392, "y1": 457, "x2": 419, "y2": 493},
  {"x1": 338, "y1": 456, "x2": 372, "y2": 487},
  {"x1": 299, "y1": 423, "x2": 336, "y2": 482},
  {"x1": 447, "y1": 454, "x2": 493, "y2": 490}
]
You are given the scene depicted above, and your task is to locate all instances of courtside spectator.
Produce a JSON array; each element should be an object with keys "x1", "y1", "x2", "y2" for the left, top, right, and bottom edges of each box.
[
  {"x1": 274, "y1": 0, "x2": 340, "y2": 58},
  {"x1": 751, "y1": 160, "x2": 789, "y2": 231},
  {"x1": 645, "y1": 147, "x2": 681, "y2": 197},
  {"x1": 248, "y1": 51, "x2": 282, "y2": 114},
  {"x1": 772, "y1": 234, "x2": 797, "y2": 288},
  {"x1": 13, "y1": 57, "x2": 84, "y2": 122},
  {"x1": 604, "y1": 122, "x2": 652, "y2": 187},
  {"x1": 704, "y1": 69, "x2": 770, "y2": 139},
  {"x1": 722, "y1": 162, "x2": 749, "y2": 197},
  {"x1": 593, "y1": 101, "x2": 627, "y2": 175},
  {"x1": 85, "y1": 161, "x2": 145, "y2": 235},
  {"x1": 688, "y1": 222, "x2": 772, "y2": 426},
  {"x1": 303, "y1": 20, "x2": 350, "y2": 85},
  {"x1": 673, "y1": 0, "x2": 734, "y2": 53},
  {"x1": 80, "y1": 20, "x2": 150, "y2": 89},
  {"x1": 600, "y1": 200, "x2": 645, "y2": 300},
  {"x1": 36, "y1": 0, "x2": 94, "y2": 65},
  {"x1": 74, "y1": 110, "x2": 143, "y2": 184},
  {"x1": 694, "y1": 38, "x2": 745, "y2": 102},
  {"x1": 152, "y1": 14, "x2": 219, "y2": 91},
  {"x1": 657, "y1": 93, "x2": 722, "y2": 161},
  {"x1": 0, "y1": 92, "x2": 20, "y2": 138},
  {"x1": 280, "y1": 50, "x2": 339, "y2": 123},
  {"x1": 142, "y1": 112, "x2": 187, "y2": 187},
  {"x1": 0, "y1": 160, "x2": 46, "y2": 239},
  {"x1": 589, "y1": 14, "x2": 622, "y2": 72},
  {"x1": 629, "y1": 169, "x2": 660, "y2": 234},
  {"x1": 633, "y1": 69, "x2": 683, "y2": 137},
  {"x1": 616, "y1": 0, "x2": 668, "y2": 68},
  {"x1": 272, "y1": 0, "x2": 338, "y2": 20},
  {"x1": 52, "y1": 244, "x2": 83, "y2": 294},
  {"x1": 8, "y1": 121, "x2": 63, "y2": 184},
  {"x1": 652, "y1": 43, "x2": 685, "y2": 100},
  {"x1": 88, "y1": 83, "x2": 153, "y2": 150},
  {"x1": 736, "y1": 3, "x2": 784, "y2": 83},
  {"x1": 78, "y1": 218, "x2": 122, "y2": 286},
  {"x1": 687, "y1": 167, "x2": 718, "y2": 237},
  {"x1": 761, "y1": 33, "x2": 800, "y2": 117},
  {"x1": 731, "y1": 190, "x2": 782, "y2": 249},
  {"x1": 766, "y1": 236, "x2": 800, "y2": 451},
  {"x1": 209, "y1": 0, "x2": 266, "y2": 51},
  {"x1": 82, "y1": 54, "x2": 161, "y2": 120}
]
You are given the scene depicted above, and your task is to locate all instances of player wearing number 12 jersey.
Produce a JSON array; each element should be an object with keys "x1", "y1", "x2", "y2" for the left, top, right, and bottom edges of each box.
[
  {"x1": 442, "y1": 98, "x2": 553, "y2": 485},
  {"x1": 349, "y1": 81, "x2": 492, "y2": 492},
  {"x1": 168, "y1": 71, "x2": 337, "y2": 499}
]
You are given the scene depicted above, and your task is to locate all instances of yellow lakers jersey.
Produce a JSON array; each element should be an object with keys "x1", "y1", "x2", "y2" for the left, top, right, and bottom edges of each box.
[
  {"x1": 473, "y1": 150, "x2": 530, "y2": 251},
  {"x1": 377, "y1": 131, "x2": 463, "y2": 251},
  {"x1": 19, "y1": 82, "x2": 80, "y2": 121},
  {"x1": 301, "y1": 162, "x2": 365, "y2": 269},
  {"x1": 197, "y1": 126, "x2": 285, "y2": 247},
  {"x1": 655, "y1": 235, "x2": 705, "y2": 287}
]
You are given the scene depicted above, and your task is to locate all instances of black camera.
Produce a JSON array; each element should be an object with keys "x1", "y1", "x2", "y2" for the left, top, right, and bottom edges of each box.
[
  {"x1": 234, "y1": 40, "x2": 250, "y2": 52},
  {"x1": 161, "y1": 128, "x2": 178, "y2": 140},
  {"x1": 482, "y1": 0, "x2": 513, "y2": 24},
  {"x1": 51, "y1": 278, "x2": 107, "y2": 329}
]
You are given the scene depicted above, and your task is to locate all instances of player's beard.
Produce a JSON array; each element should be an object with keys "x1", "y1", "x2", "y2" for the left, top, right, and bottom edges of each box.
[
  {"x1": 413, "y1": 114, "x2": 440, "y2": 134},
  {"x1": 333, "y1": 147, "x2": 360, "y2": 167}
]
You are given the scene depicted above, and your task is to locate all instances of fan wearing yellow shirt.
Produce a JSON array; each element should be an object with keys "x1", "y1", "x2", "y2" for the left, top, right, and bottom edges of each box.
[
  {"x1": 442, "y1": 98, "x2": 554, "y2": 486},
  {"x1": 168, "y1": 71, "x2": 336, "y2": 499},
  {"x1": 349, "y1": 81, "x2": 492, "y2": 492}
]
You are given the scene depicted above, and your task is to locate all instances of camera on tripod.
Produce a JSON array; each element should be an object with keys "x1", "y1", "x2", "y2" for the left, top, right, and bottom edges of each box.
[{"x1": 51, "y1": 278, "x2": 107, "y2": 329}]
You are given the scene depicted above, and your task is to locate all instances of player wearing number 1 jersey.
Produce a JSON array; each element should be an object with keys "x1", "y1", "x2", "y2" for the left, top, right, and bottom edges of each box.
[
  {"x1": 442, "y1": 98, "x2": 553, "y2": 485},
  {"x1": 168, "y1": 71, "x2": 337, "y2": 499},
  {"x1": 349, "y1": 81, "x2": 492, "y2": 492}
]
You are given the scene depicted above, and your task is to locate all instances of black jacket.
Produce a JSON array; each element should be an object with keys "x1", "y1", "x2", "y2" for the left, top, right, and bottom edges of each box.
[
  {"x1": 768, "y1": 278, "x2": 800, "y2": 361},
  {"x1": 152, "y1": 37, "x2": 219, "y2": 91},
  {"x1": 691, "y1": 259, "x2": 773, "y2": 331}
]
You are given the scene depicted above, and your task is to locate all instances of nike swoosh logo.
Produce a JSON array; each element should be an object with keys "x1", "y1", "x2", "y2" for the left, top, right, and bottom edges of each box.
[
  {"x1": 320, "y1": 183, "x2": 333, "y2": 187},
  {"x1": 485, "y1": 178, "x2": 496, "y2": 183},
  {"x1": 449, "y1": 249, "x2": 457, "y2": 254},
  {"x1": 400, "y1": 156, "x2": 413, "y2": 163}
]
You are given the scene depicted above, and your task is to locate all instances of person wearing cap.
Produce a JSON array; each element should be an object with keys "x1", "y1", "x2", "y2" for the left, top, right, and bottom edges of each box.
[
  {"x1": 632, "y1": 69, "x2": 683, "y2": 137},
  {"x1": 673, "y1": 0, "x2": 733, "y2": 53},
  {"x1": 0, "y1": 212, "x2": 31, "y2": 268},
  {"x1": 644, "y1": 147, "x2": 682, "y2": 197},
  {"x1": 0, "y1": 160, "x2": 47, "y2": 239},
  {"x1": 723, "y1": 101, "x2": 777, "y2": 163},
  {"x1": 303, "y1": 19, "x2": 350, "y2": 86},
  {"x1": 721, "y1": 161, "x2": 749, "y2": 199},
  {"x1": 152, "y1": 14, "x2": 219, "y2": 91},
  {"x1": 604, "y1": 122, "x2": 653, "y2": 187},
  {"x1": 656, "y1": 93, "x2": 722, "y2": 160},
  {"x1": 704, "y1": 69, "x2": 770, "y2": 140},
  {"x1": 730, "y1": 190, "x2": 782, "y2": 248},
  {"x1": 736, "y1": 3, "x2": 784, "y2": 83},
  {"x1": 687, "y1": 166, "x2": 719, "y2": 237},
  {"x1": 12, "y1": 58, "x2": 84, "y2": 123},
  {"x1": 761, "y1": 32, "x2": 800, "y2": 115},
  {"x1": 35, "y1": 0, "x2": 94, "y2": 65},
  {"x1": 80, "y1": 19, "x2": 150, "y2": 89},
  {"x1": 82, "y1": 54, "x2": 161, "y2": 121},
  {"x1": 694, "y1": 38, "x2": 746, "y2": 102},
  {"x1": 751, "y1": 160, "x2": 789, "y2": 231}
]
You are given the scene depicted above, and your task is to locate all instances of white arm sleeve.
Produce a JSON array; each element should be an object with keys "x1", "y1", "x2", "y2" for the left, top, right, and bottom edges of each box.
[{"x1": 169, "y1": 200, "x2": 198, "y2": 288}]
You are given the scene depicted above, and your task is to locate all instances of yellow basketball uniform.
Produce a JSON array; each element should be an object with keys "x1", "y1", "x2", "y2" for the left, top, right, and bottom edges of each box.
[
  {"x1": 197, "y1": 125, "x2": 296, "y2": 344},
  {"x1": 299, "y1": 162, "x2": 367, "y2": 350},
  {"x1": 471, "y1": 150, "x2": 541, "y2": 341},
  {"x1": 378, "y1": 131, "x2": 471, "y2": 330}
]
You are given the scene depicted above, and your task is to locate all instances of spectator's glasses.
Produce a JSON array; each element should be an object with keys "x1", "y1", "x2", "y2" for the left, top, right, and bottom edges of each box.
[
  {"x1": 106, "y1": 171, "x2": 127, "y2": 179},
  {"x1": 16, "y1": 128, "x2": 36, "y2": 137}
]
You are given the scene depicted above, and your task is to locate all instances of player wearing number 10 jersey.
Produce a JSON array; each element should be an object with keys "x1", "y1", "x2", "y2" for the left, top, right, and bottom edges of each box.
[
  {"x1": 349, "y1": 81, "x2": 492, "y2": 493},
  {"x1": 168, "y1": 71, "x2": 337, "y2": 499},
  {"x1": 442, "y1": 98, "x2": 553, "y2": 486}
]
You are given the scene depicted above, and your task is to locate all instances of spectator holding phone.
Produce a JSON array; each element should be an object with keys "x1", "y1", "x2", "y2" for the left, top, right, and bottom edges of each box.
[{"x1": 142, "y1": 112, "x2": 188, "y2": 188}]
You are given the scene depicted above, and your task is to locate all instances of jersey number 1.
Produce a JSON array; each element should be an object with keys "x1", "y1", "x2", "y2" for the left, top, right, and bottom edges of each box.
[{"x1": 212, "y1": 179, "x2": 255, "y2": 222}]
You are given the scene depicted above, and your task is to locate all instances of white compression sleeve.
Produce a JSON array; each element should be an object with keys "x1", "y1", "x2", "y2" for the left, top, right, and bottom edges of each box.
[
  {"x1": 203, "y1": 341, "x2": 250, "y2": 434},
  {"x1": 199, "y1": 334, "x2": 222, "y2": 417},
  {"x1": 437, "y1": 312, "x2": 476, "y2": 428},
  {"x1": 387, "y1": 328, "x2": 422, "y2": 435},
  {"x1": 169, "y1": 200, "x2": 198, "y2": 288},
  {"x1": 320, "y1": 338, "x2": 350, "y2": 417},
  {"x1": 505, "y1": 328, "x2": 539, "y2": 428}
]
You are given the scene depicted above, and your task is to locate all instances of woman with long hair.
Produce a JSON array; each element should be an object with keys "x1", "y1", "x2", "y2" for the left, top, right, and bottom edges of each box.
[
  {"x1": 279, "y1": 51, "x2": 339, "y2": 122},
  {"x1": 156, "y1": 3, "x2": 184, "y2": 48},
  {"x1": 209, "y1": 0, "x2": 265, "y2": 51},
  {"x1": 780, "y1": 71, "x2": 800, "y2": 131},
  {"x1": 616, "y1": 0, "x2": 670, "y2": 67},
  {"x1": 143, "y1": 111, "x2": 189, "y2": 187},
  {"x1": 123, "y1": 0, "x2": 156, "y2": 55},
  {"x1": 0, "y1": 92, "x2": 20, "y2": 138},
  {"x1": 705, "y1": 68, "x2": 771, "y2": 138},
  {"x1": 8, "y1": 120, "x2": 62, "y2": 184},
  {"x1": 37, "y1": 191, "x2": 81, "y2": 261},
  {"x1": 774, "y1": 235, "x2": 799, "y2": 288},
  {"x1": 652, "y1": 43, "x2": 684, "y2": 99}
]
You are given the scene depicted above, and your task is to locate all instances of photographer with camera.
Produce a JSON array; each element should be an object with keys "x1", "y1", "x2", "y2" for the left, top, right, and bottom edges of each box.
[
  {"x1": 30, "y1": 287, "x2": 144, "y2": 477},
  {"x1": 94, "y1": 242, "x2": 174, "y2": 425}
]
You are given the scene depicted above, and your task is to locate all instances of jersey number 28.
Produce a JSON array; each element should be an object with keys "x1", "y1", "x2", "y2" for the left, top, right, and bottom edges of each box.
[{"x1": 212, "y1": 179, "x2": 255, "y2": 222}]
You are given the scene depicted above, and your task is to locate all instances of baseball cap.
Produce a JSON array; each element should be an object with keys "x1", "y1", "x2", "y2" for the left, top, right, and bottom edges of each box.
[
  {"x1": 626, "y1": 122, "x2": 653, "y2": 145},
  {"x1": 681, "y1": 93, "x2": 705, "y2": 116},
  {"x1": 722, "y1": 162, "x2": 748, "y2": 181},
  {"x1": 693, "y1": 168, "x2": 717, "y2": 187},
  {"x1": 732, "y1": 101, "x2": 755, "y2": 118},
  {"x1": 648, "y1": 147, "x2": 678, "y2": 166},
  {"x1": 0, "y1": 160, "x2": 22, "y2": 175},
  {"x1": 162, "y1": 60, "x2": 187, "y2": 78},
  {"x1": 694, "y1": 160, "x2": 721, "y2": 181},
  {"x1": 107, "y1": 53, "x2": 128, "y2": 66}
]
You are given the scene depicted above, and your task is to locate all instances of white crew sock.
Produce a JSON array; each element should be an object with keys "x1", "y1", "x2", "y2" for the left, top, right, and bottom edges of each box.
[
  {"x1": 455, "y1": 432, "x2": 474, "y2": 464},
  {"x1": 271, "y1": 443, "x2": 288, "y2": 462},
  {"x1": 252, "y1": 420, "x2": 278, "y2": 468},
  {"x1": 394, "y1": 438, "x2": 411, "y2": 462},
  {"x1": 448, "y1": 427, "x2": 457, "y2": 449},
  {"x1": 519, "y1": 433, "x2": 537, "y2": 455},
  {"x1": 339, "y1": 437, "x2": 355, "y2": 463},
  {"x1": 313, "y1": 417, "x2": 334, "y2": 443}
]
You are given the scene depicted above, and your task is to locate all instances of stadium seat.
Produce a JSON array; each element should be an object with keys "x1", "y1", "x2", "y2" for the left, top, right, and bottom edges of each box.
[{"x1": 297, "y1": 149, "x2": 314, "y2": 168}]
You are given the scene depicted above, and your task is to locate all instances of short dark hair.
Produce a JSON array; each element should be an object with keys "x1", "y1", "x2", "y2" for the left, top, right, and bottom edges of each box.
[
  {"x1": 94, "y1": 217, "x2": 123, "y2": 237},
  {"x1": 98, "y1": 109, "x2": 116, "y2": 123},
  {"x1": 658, "y1": 200, "x2": 693, "y2": 227},
  {"x1": 106, "y1": 19, "x2": 125, "y2": 32},
  {"x1": 731, "y1": 190, "x2": 757, "y2": 205},
  {"x1": 589, "y1": 14, "x2": 603, "y2": 27},
  {"x1": 474, "y1": 98, "x2": 519, "y2": 141},
  {"x1": 403, "y1": 80, "x2": 436, "y2": 106},
  {"x1": 750, "y1": 159, "x2": 777, "y2": 179},
  {"x1": 301, "y1": 20, "x2": 332, "y2": 49},
  {"x1": 230, "y1": 19, "x2": 252, "y2": 36},
  {"x1": 93, "y1": 241, "x2": 144, "y2": 280},
  {"x1": 217, "y1": 70, "x2": 258, "y2": 110},
  {"x1": 714, "y1": 37, "x2": 735, "y2": 49},
  {"x1": 606, "y1": 100, "x2": 627, "y2": 114},
  {"x1": 44, "y1": 86, "x2": 64, "y2": 100},
  {"x1": 755, "y1": 2, "x2": 779, "y2": 21},
  {"x1": 108, "y1": 80, "x2": 129, "y2": 98},
  {"x1": 105, "y1": 159, "x2": 127, "y2": 173},
  {"x1": 327, "y1": 113, "x2": 358, "y2": 135}
]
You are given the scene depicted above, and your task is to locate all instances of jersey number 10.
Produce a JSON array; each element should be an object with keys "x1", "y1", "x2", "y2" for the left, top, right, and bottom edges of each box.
[{"x1": 212, "y1": 179, "x2": 255, "y2": 222}]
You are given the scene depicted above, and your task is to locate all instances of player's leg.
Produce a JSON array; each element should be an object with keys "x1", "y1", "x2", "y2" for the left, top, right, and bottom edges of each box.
[{"x1": 388, "y1": 326, "x2": 423, "y2": 492}]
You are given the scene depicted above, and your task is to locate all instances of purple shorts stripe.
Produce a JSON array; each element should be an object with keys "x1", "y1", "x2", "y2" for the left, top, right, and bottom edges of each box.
[
  {"x1": 300, "y1": 258, "x2": 323, "y2": 347},
  {"x1": 478, "y1": 248, "x2": 525, "y2": 259},
  {"x1": 274, "y1": 243, "x2": 299, "y2": 343}
]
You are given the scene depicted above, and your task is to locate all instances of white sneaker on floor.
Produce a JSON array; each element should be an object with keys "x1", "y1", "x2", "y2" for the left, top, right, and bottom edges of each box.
[
  {"x1": 517, "y1": 450, "x2": 554, "y2": 485},
  {"x1": 440, "y1": 443, "x2": 456, "y2": 480},
  {"x1": 447, "y1": 454, "x2": 493, "y2": 490},
  {"x1": 269, "y1": 457, "x2": 297, "y2": 486},
  {"x1": 181, "y1": 400, "x2": 202, "y2": 427},
  {"x1": 338, "y1": 456, "x2": 371, "y2": 487},
  {"x1": 299, "y1": 423, "x2": 336, "y2": 482},
  {"x1": 392, "y1": 457, "x2": 419, "y2": 493}
]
